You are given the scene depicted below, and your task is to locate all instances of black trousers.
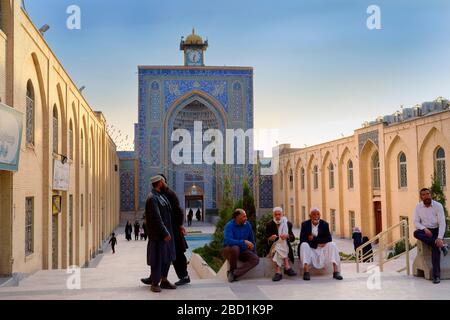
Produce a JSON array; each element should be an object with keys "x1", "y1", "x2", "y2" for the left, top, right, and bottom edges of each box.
[
  {"x1": 173, "y1": 247, "x2": 189, "y2": 279},
  {"x1": 151, "y1": 262, "x2": 171, "y2": 285},
  {"x1": 414, "y1": 228, "x2": 441, "y2": 278}
]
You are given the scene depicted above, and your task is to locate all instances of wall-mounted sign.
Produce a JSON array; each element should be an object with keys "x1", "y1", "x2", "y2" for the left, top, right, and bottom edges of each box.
[
  {"x1": 52, "y1": 195, "x2": 62, "y2": 215},
  {"x1": 0, "y1": 103, "x2": 23, "y2": 171},
  {"x1": 53, "y1": 160, "x2": 70, "y2": 191}
]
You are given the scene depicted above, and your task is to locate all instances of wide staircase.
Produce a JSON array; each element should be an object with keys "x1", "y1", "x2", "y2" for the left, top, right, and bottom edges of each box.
[{"x1": 1, "y1": 221, "x2": 448, "y2": 300}]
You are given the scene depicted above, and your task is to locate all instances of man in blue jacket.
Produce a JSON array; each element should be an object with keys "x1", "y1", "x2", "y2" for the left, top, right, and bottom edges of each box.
[{"x1": 222, "y1": 209, "x2": 259, "y2": 282}]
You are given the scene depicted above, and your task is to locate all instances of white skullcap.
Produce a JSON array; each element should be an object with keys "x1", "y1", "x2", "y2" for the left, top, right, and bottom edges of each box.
[
  {"x1": 150, "y1": 175, "x2": 164, "y2": 183},
  {"x1": 273, "y1": 207, "x2": 283, "y2": 213},
  {"x1": 310, "y1": 207, "x2": 320, "y2": 214}
]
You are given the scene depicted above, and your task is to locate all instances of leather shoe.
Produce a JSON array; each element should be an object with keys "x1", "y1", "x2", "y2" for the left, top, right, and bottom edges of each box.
[
  {"x1": 284, "y1": 268, "x2": 297, "y2": 276},
  {"x1": 272, "y1": 273, "x2": 282, "y2": 281},
  {"x1": 433, "y1": 277, "x2": 441, "y2": 284},
  {"x1": 160, "y1": 280, "x2": 177, "y2": 289},
  {"x1": 303, "y1": 272, "x2": 310, "y2": 281},
  {"x1": 333, "y1": 272, "x2": 343, "y2": 280},
  {"x1": 140, "y1": 277, "x2": 151, "y2": 285},
  {"x1": 227, "y1": 271, "x2": 237, "y2": 283},
  {"x1": 150, "y1": 285, "x2": 161, "y2": 293},
  {"x1": 175, "y1": 276, "x2": 191, "y2": 286}
]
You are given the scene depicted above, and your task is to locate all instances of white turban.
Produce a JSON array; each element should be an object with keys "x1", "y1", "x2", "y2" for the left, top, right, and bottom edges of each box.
[
  {"x1": 310, "y1": 207, "x2": 320, "y2": 214},
  {"x1": 273, "y1": 207, "x2": 283, "y2": 213}
]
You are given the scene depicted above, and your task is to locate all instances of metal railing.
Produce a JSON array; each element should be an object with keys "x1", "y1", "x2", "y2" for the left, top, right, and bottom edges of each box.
[{"x1": 356, "y1": 220, "x2": 410, "y2": 275}]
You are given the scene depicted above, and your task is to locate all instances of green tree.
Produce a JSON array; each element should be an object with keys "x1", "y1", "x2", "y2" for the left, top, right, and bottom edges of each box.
[
  {"x1": 255, "y1": 211, "x2": 273, "y2": 257},
  {"x1": 242, "y1": 180, "x2": 257, "y2": 234},
  {"x1": 430, "y1": 173, "x2": 450, "y2": 237},
  {"x1": 193, "y1": 169, "x2": 235, "y2": 272}
]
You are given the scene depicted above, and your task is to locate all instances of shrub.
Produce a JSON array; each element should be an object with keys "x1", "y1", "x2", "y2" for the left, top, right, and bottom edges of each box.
[{"x1": 255, "y1": 211, "x2": 273, "y2": 257}]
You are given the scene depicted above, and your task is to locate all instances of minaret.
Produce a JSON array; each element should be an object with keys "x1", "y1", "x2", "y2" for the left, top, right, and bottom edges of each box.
[{"x1": 180, "y1": 28, "x2": 208, "y2": 66}]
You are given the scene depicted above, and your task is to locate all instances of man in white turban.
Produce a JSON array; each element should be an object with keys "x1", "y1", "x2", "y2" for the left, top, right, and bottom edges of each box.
[
  {"x1": 266, "y1": 207, "x2": 297, "y2": 281},
  {"x1": 298, "y1": 207, "x2": 343, "y2": 281}
]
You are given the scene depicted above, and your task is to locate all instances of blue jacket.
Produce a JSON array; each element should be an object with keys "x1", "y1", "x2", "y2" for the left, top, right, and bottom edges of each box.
[{"x1": 223, "y1": 219, "x2": 256, "y2": 252}]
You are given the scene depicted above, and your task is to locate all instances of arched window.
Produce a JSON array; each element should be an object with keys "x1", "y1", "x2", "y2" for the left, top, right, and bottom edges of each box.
[
  {"x1": 69, "y1": 120, "x2": 74, "y2": 160},
  {"x1": 300, "y1": 167, "x2": 305, "y2": 190},
  {"x1": 398, "y1": 152, "x2": 407, "y2": 188},
  {"x1": 435, "y1": 147, "x2": 446, "y2": 187},
  {"x1": 280, "y1": 171, "x2": 283, "y2": 190},
  {"x1": 313, "y1": 165, "x2": 319, "y2": 189},
  {"x1": 347, "y1": 160, "x2": 354, "y2": 189},
  {"x1": 289, "y1": 168, "x2": 293, "y2": 190},
  {"x1": 328, "y1": 162, "x2": 335, "y2": 189},
  {"x1": 80, "y1": 130, "x2": 84, "y2": 165},
  {"x1": 372, "y1": 152, "x2": 380, "y2": 189},
  {"x1": 26, "y1": 80, "x2": 35, "y2": 145},
  {"x1": 52, "y1": 105, "x2": 58, "y2": 154}
]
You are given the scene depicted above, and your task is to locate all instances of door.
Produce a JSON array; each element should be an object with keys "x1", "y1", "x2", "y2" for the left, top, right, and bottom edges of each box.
[
  {"x1": 374, "y1": 201, "x2": 382, "y2": 235},
  {"x1": 52, "y1": 214, "x2": 59, "y2": 269}
]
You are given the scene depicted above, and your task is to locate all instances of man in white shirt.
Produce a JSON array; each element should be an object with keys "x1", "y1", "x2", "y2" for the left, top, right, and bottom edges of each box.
[{"x1": 413, "y1": 188, "x2": 449, "y2": 284}]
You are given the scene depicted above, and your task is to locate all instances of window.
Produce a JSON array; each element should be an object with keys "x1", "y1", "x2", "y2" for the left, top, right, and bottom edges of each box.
[
  {"x1": 372, "y1": 152, "x2": 380, "y2": 189},
  {"x1": 53, "y1": 105, "x2": 58, "y2": 154},
  {"x1": 69, "y1": 120, "x2": 74, "y2": 160},
  {"x1": 280, "y1": 172, "x2": 283, "y2": 190},
  {"x1": 400, "y1": 216, "x2": 409, "y2": 238},
  {"x1": 300, "y1": 168, "x2": 305, "y2": 190},
  {"x1": 81, "y1": 130, "x2": 84, "y2": 165},
  {"x1": 328, "y1": 162, "x2": 335, "y2": 189},
  {"x1": 398, "y1": 152, "x2": 407, "y2": 188},
  {"x1": 25, "y1": 197, "x2": 34, "y2": 255},
  {"x1": 330, "y1": 209, "x2": 336, "y2": 233},
  {"x1": 302, "y1": 206, "x2": 306, "y2": 222},
  {"x1": 349, "y1": 211, "x2": 356, "y2": 237},
  {"x1": 80, "y1": 194, "x2": 84, "y2": 227},
  {"x1": 347, "y1": 160, "x2": 354, "y2": 189},
  {"x1": 313, "y1": 165, "x2": 319, "y2": 189},
  {"x1": 289, "y1": 169, "x2": 293, "y2": 190},
  {"x1": 435, "y1": 147, "x2": 446, "y2": 187},
  {"x1": 26, "y1": 81, "x2": 35, "y2": 145}
]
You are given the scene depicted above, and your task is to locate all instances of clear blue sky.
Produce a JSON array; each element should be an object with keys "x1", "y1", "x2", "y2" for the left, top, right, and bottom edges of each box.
[{"x1": 25, "y1": 0, "x2": 450, "y2": 154}]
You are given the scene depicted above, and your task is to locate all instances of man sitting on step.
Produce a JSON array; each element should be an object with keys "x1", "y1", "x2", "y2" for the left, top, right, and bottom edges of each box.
[
  {"x1": 222, "y1": 209, "x2": 260, "y2": 282},
  {"x1": 413, "y1": 188, "x2": 449, "y2": 284},
  {"x1": 266, "y1": 207, "x2": 297, "y2": 281},
  {"x1": 298, "y1": 207, "x2": 343, "y2": 281}
]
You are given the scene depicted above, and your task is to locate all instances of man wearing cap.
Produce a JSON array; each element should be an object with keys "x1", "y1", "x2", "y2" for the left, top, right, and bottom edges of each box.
[
  {"x1": 141, "y1": 174, "x2": 191, "y2": 286},
  {"x1": 298, "y1": 207, "x2": 343, "y2": 281},
  {"x1": 145, "y1": 175, "x2": 177, "y2": 293}
]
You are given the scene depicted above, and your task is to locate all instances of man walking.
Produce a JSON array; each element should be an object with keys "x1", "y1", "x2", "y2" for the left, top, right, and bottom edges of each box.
[
  {"x1": 141, "y1": 174, "x2": 191, "y2": 286},
  {"x1": 413, "y1": 188, "x2": 449, "y2": 284},
  {"x1": 144, "y1": 175, "x2": 177, "y2": 293}
]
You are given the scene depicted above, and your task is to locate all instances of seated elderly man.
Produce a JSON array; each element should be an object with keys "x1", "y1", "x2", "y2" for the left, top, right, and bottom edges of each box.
[
  {"x1": 298, "y1": 208, "x2": 343, "y2": 281},
  {"x1": 222, "y1": 209, "x2": 260, "y2": 282},
  {"x1": 266, "y1": 207, "x2": 297, "y2": 281}
]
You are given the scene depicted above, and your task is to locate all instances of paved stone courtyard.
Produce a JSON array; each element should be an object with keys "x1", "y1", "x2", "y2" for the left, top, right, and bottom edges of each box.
[{"x1": 0, "y1": 224, "x2": 448, "y2": 300}]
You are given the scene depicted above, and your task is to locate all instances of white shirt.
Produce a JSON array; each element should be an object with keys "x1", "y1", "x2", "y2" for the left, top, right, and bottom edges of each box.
[
  {"x1": 311, "y1": 220, "x2": 320, "y2": 237},
  {"x1": 414, "y1": 200, "x2": 446, "y2": 239}
]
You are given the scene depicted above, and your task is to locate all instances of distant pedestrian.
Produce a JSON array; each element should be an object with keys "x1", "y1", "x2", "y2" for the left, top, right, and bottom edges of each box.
[
  {"x1": 188, "y1": 209, "x2": 193, "y2": 226},
  {"x1": 140, "y1": 226, "x2": 145, "y2": 240},
  {"x1": 195, "y1": 208, "x2": 201, "y2": 222},
  {"x1": 142, "y1": 221, "x2": 148, "y2": 241},
  {"x1": 134, "y1": 221, "x2": 140, "y2": 240},
  {"x1": 109, "y1": 233, "x2": 117, "y2": 254},
  {"x1": 352, "y1": 227, "x2": 362, "y2": 251},
  {"x1": 361, "y1": 236, "x2": 373, "y2": 262},
  {"x1": 125, "y1": 221, "x2": 132, "y2": 241}
]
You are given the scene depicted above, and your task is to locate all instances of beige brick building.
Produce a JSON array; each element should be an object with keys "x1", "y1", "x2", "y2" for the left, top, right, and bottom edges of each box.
[
  {"x1": 0, "y1": 1, "x2": 120, "y2": 276},
  {"x1": 273, "y1": 100, "x2": 449, "y2": 242}
]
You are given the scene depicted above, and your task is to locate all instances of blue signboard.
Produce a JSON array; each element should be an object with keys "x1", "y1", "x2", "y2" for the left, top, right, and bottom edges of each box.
[{"x1": 0, "y1": 103, "x2": 23, "y2": 171}]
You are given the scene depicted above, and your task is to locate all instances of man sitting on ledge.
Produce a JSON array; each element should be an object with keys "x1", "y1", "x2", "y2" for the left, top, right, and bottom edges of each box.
[
  {"x1": 413, "y1": 188, "x2": 449, "y2": 284},
  {"x1": 266, "y1": 207, "x2": 297, "y2": 281},
  {"x1": 299, "y1": 208, "x2": 343, "y2": 281},
  {"x1": 222, "y1": 209, "x2": 259, "y2": 283}
]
